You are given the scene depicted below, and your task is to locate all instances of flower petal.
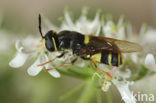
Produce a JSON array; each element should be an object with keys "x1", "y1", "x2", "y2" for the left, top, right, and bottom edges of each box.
[
  {"x1": 143, "y1": 29, "x2": 156, "y2": 43},
  {"x1": 131, "y1": 53, "x2": 138, "y2": 63},
  {"x1": 64, "y1": 10, "x2": 74, "y2": 27},
  {"x1": 145, "y1": 54, "x2": 155, "y2": 66},
  {"x1": 9, "y1": 52, "x2": 29, "y2": 68},
  {"x1": 103, "y1": 21, "x2": 114, "y2": 37},
  {"x1": 27, "y1": 55, "x2": 43, "y2": 76},
  {"x1": 113, "y1": 68, "x2": 135, "y2": 103},
  {"x1": 75, "y1": 9, "x2": 101, "y2": 34},
  {"x1": 22, "y1": 36, "x2": 40, "y2": 52},
  {"x1": 44, "y1": 54, "x2": 61, "y2": 78},
  {"x1": 88, "y1": 11, "x2": 101, "y2": 35},
  {"x1": 48, "y1": 69, "x2": 61, "y2": 78},
  {"x1": 113, "y1": 80, "x2": 136, "y2": 103},
  {"x1": 15, "y1": 40, "x2": 23, "y2": 52},
  {"x1": 145, "y1": 53, "x2": 156, "y2": 71}
]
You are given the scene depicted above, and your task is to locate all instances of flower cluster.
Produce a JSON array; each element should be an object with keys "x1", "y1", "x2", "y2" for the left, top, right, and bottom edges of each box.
[{"x1": 9, "y1": 8, "x2": 156, "y2": 103}]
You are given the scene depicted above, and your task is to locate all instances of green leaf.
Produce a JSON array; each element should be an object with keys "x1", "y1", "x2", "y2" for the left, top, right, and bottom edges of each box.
[
  {"x1": 77, "y1": 80, "x2": 95, "y2": 103},
  {"x1": 60, "y1": 82, "x2": 86, "y2": 101},
  {"x1": 105, "y1": 90, "x2": 113, "y2": 103},
  {"x1": 96, "y1": 90, "x2": 102, "y2": 103}
]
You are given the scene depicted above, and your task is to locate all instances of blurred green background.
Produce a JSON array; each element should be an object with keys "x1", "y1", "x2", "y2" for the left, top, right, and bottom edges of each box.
[{"x1": 0, "y1": 0, "x2": 156, "y2": 103}]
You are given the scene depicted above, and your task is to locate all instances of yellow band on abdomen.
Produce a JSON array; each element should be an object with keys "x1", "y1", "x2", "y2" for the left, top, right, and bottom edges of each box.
[
  {"x1": 91, "y1": 53, "x2": 101, "y2": 62},
  {"x1": 118, "y1": 54, "x2": 121, "y2": 66},
  {"x1": 108, "y1": 53, "x2": 112, "y2": 66},
  {"x1": 84, "y1": 35, "x2": 89, "y2": 44}
]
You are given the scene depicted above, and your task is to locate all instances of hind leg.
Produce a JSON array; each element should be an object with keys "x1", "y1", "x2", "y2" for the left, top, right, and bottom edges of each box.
[{"x1": 90, "y1": 58, "x2": 112, "y2": 79}]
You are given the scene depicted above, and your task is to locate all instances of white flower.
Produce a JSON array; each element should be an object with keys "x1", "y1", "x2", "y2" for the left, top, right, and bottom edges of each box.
[
  {"x1": 145, "y1": 53, "x2": 156, "y2": 72},
  {"x1": 27, "y1": 54, "x2": 43, "y2": 76},
  {"x1": 130, "y1": 53, "x2": 138, "y2": 64},
  {"x1": 9, "y1": 40, "x2": 29, "y2": 68},
  {"x1": 9, "y1": 37, "x2": 61, "y2": 78},
  {"x1": 74, "y1": 9, "x2": 101, "y2": 35},
  {"x1": 142, "y1": 29, "x2": 156, "y2": 44},
  {"x1": 102, "y1": 16, "x2": 125, "y2": 39},
  {"x1": 113, "y1": 69, "x2": 136, "y2": 103},
  {"x1": 45, "y1": 8, "x2": 101, "y2": 36},
  {"x1": 113, "y1": 80, "x2": 136, "y2": 103}
]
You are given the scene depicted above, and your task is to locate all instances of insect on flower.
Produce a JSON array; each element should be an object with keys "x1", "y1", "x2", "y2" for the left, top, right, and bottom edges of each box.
[{"x1": 38, "y1": 14, "x2": 142, "y2": 79}]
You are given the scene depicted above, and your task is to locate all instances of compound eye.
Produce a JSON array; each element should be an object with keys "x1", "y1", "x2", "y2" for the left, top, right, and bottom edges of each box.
[{"x1": 45, "y1": 39, "x2": 55, "y2": 52}]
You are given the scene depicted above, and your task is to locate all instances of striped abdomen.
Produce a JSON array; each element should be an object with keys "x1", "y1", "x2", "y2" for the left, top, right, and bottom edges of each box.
[{"x1": 91, "y1": 52, "x2": 124, "y2": 67}]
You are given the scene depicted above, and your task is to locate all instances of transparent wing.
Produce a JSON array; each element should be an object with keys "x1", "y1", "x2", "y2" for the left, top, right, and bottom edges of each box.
[{"x1": 87, "y1": 35, "x2": 143, "y2": 53}]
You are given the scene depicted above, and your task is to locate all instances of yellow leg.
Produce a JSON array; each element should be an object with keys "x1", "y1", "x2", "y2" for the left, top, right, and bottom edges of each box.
[
  {"x1": 37, "y1": 56, "x2": 58, "y2": 66},
  {"x1": 44, "y1": 63, "x2": 72, "y2": 72},
  {"x1": 44, "y1": 58, "x2": 77, "y2": 71},
  {"x1": 37, "y1": 52, "x2": 66, "y2": 66},
  {"x1": 90, "y1": 58, "x2": 112, "y2": 80}
]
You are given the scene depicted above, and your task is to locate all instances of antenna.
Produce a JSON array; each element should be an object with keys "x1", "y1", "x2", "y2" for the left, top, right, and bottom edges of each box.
[{"x1": 38, "y1": 14, "x2": 44, "y2": 38}]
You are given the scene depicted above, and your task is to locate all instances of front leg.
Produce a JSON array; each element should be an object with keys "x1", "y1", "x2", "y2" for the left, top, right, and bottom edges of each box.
[
  {"x1": 37, "y1": 52, "x2": 66, "y2": 66},
  {"x1": 43, "y1": 57, "x2": 78, "y2": 71}
]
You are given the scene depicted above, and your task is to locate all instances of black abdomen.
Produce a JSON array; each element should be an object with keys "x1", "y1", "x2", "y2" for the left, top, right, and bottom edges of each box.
[{"x1": 101, "y1": 52, "x2": 123, "y2": 66}]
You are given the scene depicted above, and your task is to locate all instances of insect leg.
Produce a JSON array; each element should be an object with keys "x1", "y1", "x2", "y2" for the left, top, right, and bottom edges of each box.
[
  {"x1": 44, "y1": 58, "x2": 78, "y2": 71},
  {"x1": 37, "y1": 52, "x2": 66, "y2": 66},
  {"x1": 90, "y1": 58, "x2": 112, "y2": 79}
]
